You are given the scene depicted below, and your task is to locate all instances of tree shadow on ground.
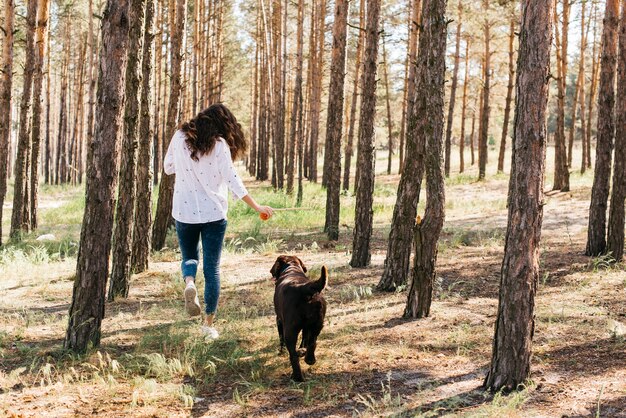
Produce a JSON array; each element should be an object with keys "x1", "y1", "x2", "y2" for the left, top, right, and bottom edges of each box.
[{"x1": 190, "y1": 367, "x2": 486, "y2": 418}]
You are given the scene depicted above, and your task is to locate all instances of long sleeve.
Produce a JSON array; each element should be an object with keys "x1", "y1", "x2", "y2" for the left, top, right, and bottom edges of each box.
[
  {"x1": 217, "y1": 140, "x2": 248, "y2": 200},
  {"x1": 164, "y1": 134, "x2": 176, "y2": 175}
]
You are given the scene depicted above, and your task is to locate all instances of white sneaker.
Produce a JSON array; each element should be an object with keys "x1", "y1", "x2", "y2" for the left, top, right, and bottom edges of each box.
[
  {"x1": 201, "y1": 325, "x2": 219, "y2": 339},
  {"x1": 184, "y1": 282, "x2": 202, "y2": 317}
]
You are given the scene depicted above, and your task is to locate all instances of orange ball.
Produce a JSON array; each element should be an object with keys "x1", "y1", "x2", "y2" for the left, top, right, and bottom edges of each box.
[{"x1": 260, "y1": 212, "x2": 270, "y2": 221}]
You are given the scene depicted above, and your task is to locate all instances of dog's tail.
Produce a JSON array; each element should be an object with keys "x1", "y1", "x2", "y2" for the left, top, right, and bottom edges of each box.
[{"x1": 304, "y1": 266, "x2": 327, "y2": 295}]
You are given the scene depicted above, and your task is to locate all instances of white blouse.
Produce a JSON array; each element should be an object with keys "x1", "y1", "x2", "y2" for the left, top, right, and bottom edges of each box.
[{"x1": 164, "y1": 130, "x2": 248, "y2": 224}]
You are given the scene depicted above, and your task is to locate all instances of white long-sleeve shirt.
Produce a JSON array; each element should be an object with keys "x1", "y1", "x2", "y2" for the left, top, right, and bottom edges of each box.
[{"x1": 164, "y1": 130, "x2": 248, "y2": 224}]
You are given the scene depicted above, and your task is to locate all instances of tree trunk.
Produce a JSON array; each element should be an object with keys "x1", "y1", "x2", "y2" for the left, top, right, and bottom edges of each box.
[
  {"x1": 586, "y1": 2, "x2": 601, "y2": 169},
  {"x1": 342, "y1": 0, "x2": 365, "y2": 192},
  {"x1": 350, "y1": 0, "x2": 380, "y2": 268},
  {"x1": 28, "y1": 0, "x2": 51, "y2": 230},
  {"x1": 250, "y1": 9, "x2": 259, "y2": 178},
  {"x1": 109, "y1": 0, "x2": 147, "y2": 300},
  {"x1": 382, "y1": 29, "x2": 394, "y2": 175},
  {"x1": 471, "y1": 92, "x2": 478, "y2": 166},
  {"x1": 64, "y1": 0, "x2": 131, "y2": 353},
  {"x1": 553, "y1": 0, "x2": 570, "y2": 191},
  {"x1": 376, "y1": 0, "x2": 424, "y2": 291},
  {"x1": 10, "y1": 0, "x2": 38, "y2": 240},
  {"x1": 483, "y1": 0, "x2": 552, "y2": 392},
  {"x1": 459, "y1": 38, "x2": 469, "y2": 174},
  {"x1": 85, "y1": 0, "x2": 98, "y2": 184},
  {"x1": 444, "y1": 1, "x2": 462, "y2": 178},
  {"x1": 308, "y1": 0, "x2": 326, "y2": 183},
  {"x1": 498, "y1": 17, "x2": 515, "y2": 173},
  {"x1": 586, "y1": 0, "x2": 619, "y2": 256},
  {"x1": 131, "y1": 0, "x2": 155, "y2": 274},
  {"x1": 272, "y1": 0, "x2": 285, "y2": 189},
  {"x1": 0, "y1": 0, "x2": 14, "y2": 246},
  {"x1": 477, "y1": 0, "x2": 490, "y2": 181},
  {"x1": 152, "y1": 0, "x2": 187, "y2": 251},
  {"x1": 323, "y1": 0, "x2": 349, "y2": 240},
  {"x1": 404, "y1": 0, "x2": 447, "y2": 318},
  {"x1": 578, "y1": 1, "x2": 589, "y2": 175},
  {"x1": 286, "y1": 0, "x2": 303, "y2": 195},
  {"x1": 44, "y1": 29, "x2": 51, "y2": 186},
  {"x1": 402, "y1": 0, "x2": 422, "y2": 175},
  {"x1": 606, "y1": 1, "x2": 626, "y2": 261}
]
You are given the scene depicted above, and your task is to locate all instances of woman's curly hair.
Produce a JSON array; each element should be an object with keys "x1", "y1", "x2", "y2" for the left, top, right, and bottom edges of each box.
[{"x1": 179, "y1": 103, "x2": 247, "y2": 162}]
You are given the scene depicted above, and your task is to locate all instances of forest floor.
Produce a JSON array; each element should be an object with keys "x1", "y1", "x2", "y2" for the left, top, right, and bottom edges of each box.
[{"x1": 1, "y1": 148, "x2": 625, "y2": 417}]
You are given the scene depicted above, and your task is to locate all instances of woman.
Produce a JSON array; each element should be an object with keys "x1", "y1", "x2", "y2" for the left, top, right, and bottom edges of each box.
[{"x1": 164, "y1": 103, "x2": 273, "y2": 339}]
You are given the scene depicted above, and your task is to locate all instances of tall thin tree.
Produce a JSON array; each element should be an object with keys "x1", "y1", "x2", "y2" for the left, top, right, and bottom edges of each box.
[
  {"x1": 586, "y1": 0, "x2": 620, "y2": 256},
  {"x1": 497, "y1": 16, "x2": 515, "y2": 173},
  {"x1": 109, "y1": 0, "x2": 147, "y2": 300},
  {"x1": 324, "y1": 0, "x2": 349, "y2": 240},
  {"x1": 132, "y1": 0, "x2": 156, "y2": 274},
  {"x1": 377, "y1": 0, "x2": 425, "y2": 291},
  {"x1": 342, "y1": 0, "x2": 365, "y2": 191},
  {"x1": 0, "y1": 0, "x2": 15, "y2": 246},
  {"x1": 350, "y1": 0, "x2": 381, "y2": 268},
  {"x1": 65, "y1": 0, "x2": 131, "y2": 353},
  {"x1": 606, "y1": 0, "x2": 626, "y2": 261},
  {"x1": 444, "y1": 0, "x2": 462, "y2": 178},
  {"x1": 10, "y1": 0, "x2": 38, "y2": 239},
  {"x1": 152, "y1": 0, "x2": 188, "y2": 251},
  {"x1": 484, "y1": 0, "x2": 553, "y2": 392},
  {"x1": 477, "y1": 0, "x2": 491, "y2": 181},
  {"x1": 404, "y1": 0, "x2": 448, "y2": 318}
]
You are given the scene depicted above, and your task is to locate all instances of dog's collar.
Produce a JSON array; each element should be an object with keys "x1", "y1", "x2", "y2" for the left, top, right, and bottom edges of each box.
[{"x1": 277, "y1": 263, "x2": 292, "y2": 276}]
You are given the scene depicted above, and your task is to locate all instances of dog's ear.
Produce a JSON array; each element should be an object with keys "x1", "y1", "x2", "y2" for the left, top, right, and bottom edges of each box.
[
  {"x1": 270, "y1": 256, "x2": 285, "y2": 278},
  {"x1": 295, "y1": 256, "x2": 307, "y2": 273}
]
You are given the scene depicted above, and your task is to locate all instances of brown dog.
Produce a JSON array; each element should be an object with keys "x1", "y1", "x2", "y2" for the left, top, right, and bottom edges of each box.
[{"x1": 270, "y1": 255, "x2": 327, "y2": 382}]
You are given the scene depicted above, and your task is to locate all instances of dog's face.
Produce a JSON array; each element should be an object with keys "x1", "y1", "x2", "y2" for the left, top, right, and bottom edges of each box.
[{"x1": 270, "y1": 255, "x2": 307, "y2": 279}]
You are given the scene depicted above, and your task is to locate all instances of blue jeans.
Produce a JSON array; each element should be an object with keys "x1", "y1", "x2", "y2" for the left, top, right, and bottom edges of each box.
[{"x1": 175, "y1": 219, "x2": 227, "y2": 315}]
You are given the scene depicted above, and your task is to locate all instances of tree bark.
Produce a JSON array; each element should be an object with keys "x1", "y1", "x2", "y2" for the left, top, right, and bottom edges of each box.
[
  {"x1": 307, "y1": 0, "x2": 326, "y2": 183},
  {"x1": 553, "y1": 0, "x2": 570, "y2": 191},
  {"x1": 497, "y1": 17, "x2": 515, "y2": 173},
  {"x1": 484, "y1": 0, "x2": 552, "y2": 392},
  {"x1": 10, "y1": 0, "x2": 38, "y2": 240},
  {"x1": 131, "y1": 0, "x2": 155, "y2": 274},
  {"x1": 0, "y1": 0, "x2": 14, "y2": 246},
  {"x1": 342, "y1": 0, "x2": 365, "y2": 192},
  {"x1": 65, "y1": 0, "x2": 131, "y2": 353},
  {"x1": 444, "y1": 1, "x2": 462, "y2": 178},
  {"x1": 152, "y1": 0, "x2": 187, "y2": 251},
  {"x1": 586, "y1": 2, "x2": 600, "y2": 170},
  {"x1": 286, "y1": 0, "x2": 303, "y2": 195},
  {"x1": 586, "y1": 0, "x2": 619, "y2": 256},
  {"x1": 28, "y1": 0, "x2": 51, "y2": 230},
  {"x1": 402, "y1": 0, "x2": 422, "y2": 175},
  {"x1": 404, "y1": 0, "x2": 447, "y2": 318},
  {"x1": 109, "y1": 0, "x2": 147, "y2": 300},
  {"x1": 578, "y1": 1, "x2": 589, "y2": 175},
  {"x1": 606, "y1": 0, "x2": 626, "y2": 261},
  {"x1": 477, "y1": 0, "x2": 491, "y2": 181},
  {"x1": 324, "y1": 0, "x2": 349, "y2": 240},
  {"x1": 350, "y1": 0, "x2": 381, "y2": 268},
  {"x1": 382, "y1": 28, "x2": 394, "y2": 176},
  {"x1": 459, "y1": 38, "x2": 469, "y2": 174},
  {"x1": 377, "y1": 0, "x2": 425, "y2": 291}
]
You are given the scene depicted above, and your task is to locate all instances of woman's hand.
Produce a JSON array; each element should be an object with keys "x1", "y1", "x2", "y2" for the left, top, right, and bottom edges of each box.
[{"x1": 258, "y1": 205, "x2": 274, "y2": 221}]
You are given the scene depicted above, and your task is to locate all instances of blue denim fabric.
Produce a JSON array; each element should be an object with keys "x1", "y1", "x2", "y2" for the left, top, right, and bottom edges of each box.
[{"x1": 175, "y1": 219, "x2": 227, "y2": 315}]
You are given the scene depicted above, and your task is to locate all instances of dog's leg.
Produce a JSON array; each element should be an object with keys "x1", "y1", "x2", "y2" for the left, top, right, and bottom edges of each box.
[
  {"x1": 297, "y1": 329, "x2": 310, "y2": 357},
  {"x1": 276, "y1": 318, "x2": 285, "y2": 354},
  {"x1": 284, "y1": 328, "x2": 304, "y2": 382},
  {"x1": 304, "y1": 327, "x2": 322, "y2": 366}
]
